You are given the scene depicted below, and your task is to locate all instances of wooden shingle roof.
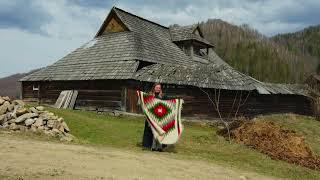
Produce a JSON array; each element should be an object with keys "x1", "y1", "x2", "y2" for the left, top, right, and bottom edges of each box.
[
  {"x1": 20, "y1": 7, "x2": 308, "y2": 96},
  {"x1": 21, "y1": 60, "x2": 138, "y2": 81},
  {"x1": 169, "y1": 25, "x2": 214, "y2": 47},
  {"x1": 134, "y1": 63, "x2": 257, "y2": 90},
  {"x1": 21, "y1": 7, "x2": 197, "y2": 81}
]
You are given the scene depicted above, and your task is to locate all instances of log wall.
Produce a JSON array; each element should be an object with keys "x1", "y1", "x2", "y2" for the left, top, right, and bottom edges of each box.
[
  {"x1": 22, "y1": 80, "x2": 312, "y2": 118},
  {"x1": 22, "y1": 80, "x2": 127, "y2": 111},
  {"x1": 133, "y1": 82, "x2": 312, "y2": 118},
  {"x1": 164, "y1": 87, "x2": 312, "y2": 118}
]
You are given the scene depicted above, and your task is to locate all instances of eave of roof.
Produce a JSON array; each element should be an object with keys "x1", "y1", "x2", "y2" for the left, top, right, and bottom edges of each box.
[
  {"x1": 20, "y1": 60, "x2": 139, "y2": 81},
  {"x1": 133, "y1": 63, "x2": 258, "y2": 91},
  {"x1": 133, "y1": 63, "x2": 309, "y2": 96}
]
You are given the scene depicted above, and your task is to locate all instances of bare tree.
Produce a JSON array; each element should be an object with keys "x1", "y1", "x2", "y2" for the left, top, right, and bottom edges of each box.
[{"x1": 199, "y1": 88, "x2": 251, "y2": 142}]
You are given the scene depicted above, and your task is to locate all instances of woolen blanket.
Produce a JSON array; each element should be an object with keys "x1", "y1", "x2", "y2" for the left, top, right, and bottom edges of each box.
[{"x1": 137, "y1": 91, "x2": 184, "y2": 144}]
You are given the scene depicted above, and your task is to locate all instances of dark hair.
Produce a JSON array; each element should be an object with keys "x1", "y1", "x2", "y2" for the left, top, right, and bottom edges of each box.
[{"x1": 149, "y1": 83, "x2": 163, "y2": 98}]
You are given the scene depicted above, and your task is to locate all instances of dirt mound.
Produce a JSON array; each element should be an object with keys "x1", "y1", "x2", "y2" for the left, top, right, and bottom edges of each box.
[{"x1": 228, "y1": 121, "x2": 320, "y2": 170}]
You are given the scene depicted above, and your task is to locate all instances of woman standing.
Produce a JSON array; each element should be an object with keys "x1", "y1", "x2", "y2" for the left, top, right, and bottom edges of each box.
[{"x1": 142, "y1": 83, "x2": 167, "y2": 151}]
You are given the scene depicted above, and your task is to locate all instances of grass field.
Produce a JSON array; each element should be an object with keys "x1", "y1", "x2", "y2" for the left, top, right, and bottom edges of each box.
[{"x1": 20, "y1": 107, "x2": 320, "y2": 179}]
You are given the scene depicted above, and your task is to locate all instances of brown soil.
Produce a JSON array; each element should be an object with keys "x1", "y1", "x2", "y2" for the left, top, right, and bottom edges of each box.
[
  {"x1": 0, "y1": 131, "x2": 275, "y2": 180},
  {"x1": 225, "y1": 120, "x2": 320, "y2": 170}
]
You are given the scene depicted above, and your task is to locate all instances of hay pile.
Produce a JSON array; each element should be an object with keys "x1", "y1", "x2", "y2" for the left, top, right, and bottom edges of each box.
[{"x1": 220, "y1": 120, "x2": 320, "y2": 170}]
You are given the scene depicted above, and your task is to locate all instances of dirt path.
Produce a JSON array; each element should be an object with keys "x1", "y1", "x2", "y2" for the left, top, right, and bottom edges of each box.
[{"x1": 0, "y1": 133, "x2": 276, "y2": 180}]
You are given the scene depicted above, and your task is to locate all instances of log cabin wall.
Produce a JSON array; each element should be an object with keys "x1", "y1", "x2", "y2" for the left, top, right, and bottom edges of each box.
[
  {"x1": 246, "y1": 93, "x2": 312, "y2": 117},
  {"x1": 131, "y1": 83, "x2": 312, "y2": 118},
  {"x1": 22, "y1": 80, "x2": 312, "y2": 118},
  {"x1": 164, "y1": 87, "x2": 249, "y2": 118},
  {"x1": 21, "y1": 81, "x2": 40, "y2": 102},
  {"x1": 176, "y1": 89, "x2": 312, "y2": 118},
  {"x1": 22, "y1": 80, "x2": 129, "y2": 111}
]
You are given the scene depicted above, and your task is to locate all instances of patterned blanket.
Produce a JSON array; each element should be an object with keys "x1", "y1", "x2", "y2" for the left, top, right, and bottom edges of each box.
[{"x1": 137, "y1": 91, "x2": 184, "y2": 144}]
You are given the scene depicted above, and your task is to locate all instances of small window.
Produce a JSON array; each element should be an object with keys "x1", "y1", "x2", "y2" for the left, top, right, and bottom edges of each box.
[
  {"x1": 33, "y1": 84, "x2": 39, "y2": 91},
  {"x1": 194, "y1": 46, "x2": 207, "y2": 57}
]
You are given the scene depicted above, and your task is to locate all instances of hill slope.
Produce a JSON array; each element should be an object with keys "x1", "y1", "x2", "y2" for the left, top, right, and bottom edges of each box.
[
  {"x1": 199, "y1": 19, "x2": 318, "y2": 83},
  {"x1": 0, "y1": 69, "x2": 40, "y2": 98}
]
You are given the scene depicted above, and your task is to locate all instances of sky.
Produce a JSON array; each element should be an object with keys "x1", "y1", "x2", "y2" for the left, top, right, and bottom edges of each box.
[{"x1": 1, "y1": 0, "x2": 320, "y2": 78}]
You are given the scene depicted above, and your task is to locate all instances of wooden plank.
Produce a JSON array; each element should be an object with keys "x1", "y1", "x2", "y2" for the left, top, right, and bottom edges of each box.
[
  {"x1": 121, "y1": 87, "x2": 127, "y2": 111},
  {"x1": 126, "y1": 88, "x2": 140, "y2": 113},
  {"x1": 20, "y1": 82, "x2": 23, "y2": 100},
  {"x1": 54, "y1": 91, "x2": 68, "y2": 108},
  {"x1": 68, "y1": 90, "x2": 78, "y2": 109},
  {"x1": 63, "y1": 91, "x2": 73, "y2": 109}
]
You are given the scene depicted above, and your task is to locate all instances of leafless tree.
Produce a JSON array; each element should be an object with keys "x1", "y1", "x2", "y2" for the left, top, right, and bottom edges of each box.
[{"x1": 199, "y1": 88, "x2": 251, "y2": 142}]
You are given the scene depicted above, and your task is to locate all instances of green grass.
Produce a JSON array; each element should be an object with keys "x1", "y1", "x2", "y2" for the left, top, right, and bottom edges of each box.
[{"x1": 26, "y1": 107, "x2": 320, "y2": 179}]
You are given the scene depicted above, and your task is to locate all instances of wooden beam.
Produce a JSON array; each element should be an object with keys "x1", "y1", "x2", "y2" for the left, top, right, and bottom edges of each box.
[
  {"x1": 121, "y1": 87, "x2": 127, "y2": 111},
  {"x1": 190, "y1": 41, "x2": 194, "y2": 60},
  {"x1": 37, "y1": 83, "x2": 41, "y2": 105},
  {"x1": 20, "y1": 81, "x2": 23, "y2": 100}
]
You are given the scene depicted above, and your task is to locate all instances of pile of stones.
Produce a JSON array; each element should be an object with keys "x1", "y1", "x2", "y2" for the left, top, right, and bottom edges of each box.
[{"x1": 0, "y1": 96, "x2": 74, "y2": 141}]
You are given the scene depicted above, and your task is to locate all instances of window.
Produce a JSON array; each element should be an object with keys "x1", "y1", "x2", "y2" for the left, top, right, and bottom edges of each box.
[
  {"x1": 193, "y1": 46, "x2": 207, "y2": 57},
  {"x1": 33, "y1": 84, "x2": 39, "y2": 91}
]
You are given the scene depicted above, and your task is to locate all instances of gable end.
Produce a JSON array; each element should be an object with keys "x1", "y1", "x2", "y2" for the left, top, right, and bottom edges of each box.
[
  {"x1": 193, "y1": 26, "x2": 204, "y2": 38},
  {"x1": 95, "y1": 8, "x2": 129, "y2": 37}
]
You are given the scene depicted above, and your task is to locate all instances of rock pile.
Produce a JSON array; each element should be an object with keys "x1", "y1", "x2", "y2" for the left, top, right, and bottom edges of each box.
[{"x1": 0, "y1": 96, "x2": 74, "y2": 142}]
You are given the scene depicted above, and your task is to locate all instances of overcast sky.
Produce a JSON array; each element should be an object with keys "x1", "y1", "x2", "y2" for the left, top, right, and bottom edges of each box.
[{"x1": 1, "y1": 0, "x2": 320, "y2": 78}]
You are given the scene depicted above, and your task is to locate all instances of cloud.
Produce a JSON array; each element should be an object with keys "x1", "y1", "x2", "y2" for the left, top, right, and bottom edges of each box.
[
  {"x1": 0, "y1": 0, "x2": 107, "y2": 38},
  {"x1": 0, "y1": 28, "x2": 88, "y2": 78},
  {"x1": 1, "y1": 0, "x2": 320, "y2": 77},
  {"x1": 103, "y1": 0, "x2": 320, "y2": 36},
  {"x1": 37, "y1": 0, "x2": 105, "y2": 39},
  {"x1": 0, "y1": 0, "x2": 52, "y2": 34},
  {"x1": 67, "y1": 0, "x2": 112, "y2": 8},
  {"x1": 2, "y1": 0, "x2": 320, "y2": 37}
]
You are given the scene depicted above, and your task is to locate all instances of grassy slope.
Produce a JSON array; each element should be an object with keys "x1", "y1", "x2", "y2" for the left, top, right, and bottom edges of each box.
[{"x1": 33, "y1": 108, "x2": 320, "y2": 179}]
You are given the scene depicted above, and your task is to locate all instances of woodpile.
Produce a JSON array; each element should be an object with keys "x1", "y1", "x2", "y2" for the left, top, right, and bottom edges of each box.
[{"x1": 0, "y1": 96, "x2": 74, "y2": 142}]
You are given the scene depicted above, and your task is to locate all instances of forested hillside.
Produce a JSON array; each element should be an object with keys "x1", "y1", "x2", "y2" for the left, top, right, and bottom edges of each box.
[
  {"x1": 199, "y1": 19, "x2": 318, "y2": 83},
  {"x1": 272, "y1": 25, "x2": 320, "y2": 73}
]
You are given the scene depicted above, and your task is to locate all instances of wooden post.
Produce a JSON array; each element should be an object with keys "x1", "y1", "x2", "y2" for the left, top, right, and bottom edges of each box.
[
  {"x1": 37, "y1": 84, "x2": 41, "y2": 105},
  {"x1": 121, "y1": 87, "x2": 127, "y2": 111},
  {"x1": 190, "y1": 41, "x2": 194, "y2": 60},
  {"x1": 20, "y1": 81, "x2": 23, "y2": 100}
]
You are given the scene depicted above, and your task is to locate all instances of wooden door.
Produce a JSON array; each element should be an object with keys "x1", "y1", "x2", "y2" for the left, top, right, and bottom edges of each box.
[{"x1": 126, "y1": 88, "x2": 140, "y2": 113}]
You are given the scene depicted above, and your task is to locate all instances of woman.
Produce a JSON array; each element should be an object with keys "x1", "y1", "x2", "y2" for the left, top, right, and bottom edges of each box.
[{"x1": 142, "y1": 83, "x2": 167, "y2": 151}]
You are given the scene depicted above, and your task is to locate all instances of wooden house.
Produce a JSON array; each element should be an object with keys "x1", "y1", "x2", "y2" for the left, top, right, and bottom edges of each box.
[{"x1": 20, "y1": 7, "x2": 312, "y2": 119}]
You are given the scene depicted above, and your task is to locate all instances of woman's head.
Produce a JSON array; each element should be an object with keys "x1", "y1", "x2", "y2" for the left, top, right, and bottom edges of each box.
[
  {"x1": 154, "y1": 83, "x2": 161, "y2": 93},
  {"x1": 150, "y1": 83, "x2": 163, "y2": 97}
]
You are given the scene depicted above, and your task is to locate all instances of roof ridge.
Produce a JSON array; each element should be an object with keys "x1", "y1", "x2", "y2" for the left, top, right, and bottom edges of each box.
[
  {"x1": 113, "y1": 6, "x2": 169, "y2": 30},
  {"x1": 170, "y1": 24, "x2": 198, "y2": 29}
]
